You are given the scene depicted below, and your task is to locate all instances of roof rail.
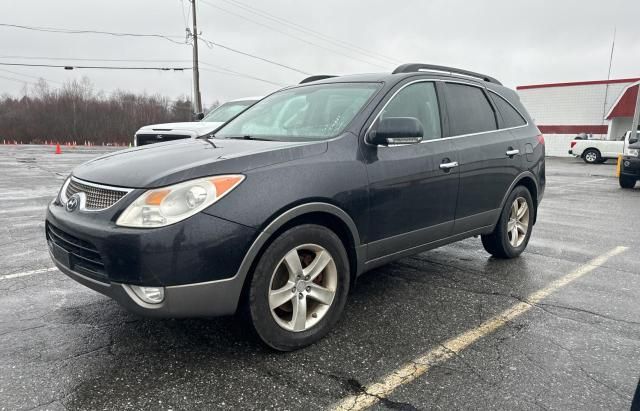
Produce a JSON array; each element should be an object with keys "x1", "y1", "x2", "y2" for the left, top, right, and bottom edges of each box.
[
  {"x1": 299, "y1": 75, "x2": 336, "y2": 84},
  {"x1": 392, "y1": 63, "x2": 502, "y2": 85}
]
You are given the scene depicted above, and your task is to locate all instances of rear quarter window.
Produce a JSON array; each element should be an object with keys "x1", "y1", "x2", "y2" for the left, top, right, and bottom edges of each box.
[
  {"x1": 445, "y1": 83, "x2": 497, "y2": 136},
  {"x1": 489, "y1": 92, "x2": 527, "y2": 128}
]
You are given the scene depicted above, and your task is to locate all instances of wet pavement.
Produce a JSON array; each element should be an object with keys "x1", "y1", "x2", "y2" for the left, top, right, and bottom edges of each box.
[{"x1": 1, "y1": 145, "x2": 639, "y2": 410}]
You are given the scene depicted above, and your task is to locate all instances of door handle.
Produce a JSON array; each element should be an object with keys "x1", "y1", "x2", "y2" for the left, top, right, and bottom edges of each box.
[
  {"x1": 506, "y1": 149, "x2": 520, "y2": 157},
  {"x1": 439, "y1": 161, "x2": 459, "y2": 170}
]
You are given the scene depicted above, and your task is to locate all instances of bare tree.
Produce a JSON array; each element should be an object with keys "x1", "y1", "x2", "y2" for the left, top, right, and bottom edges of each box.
[{"x1": 0, "y1": 77, "x2": 195, "y2": 144}]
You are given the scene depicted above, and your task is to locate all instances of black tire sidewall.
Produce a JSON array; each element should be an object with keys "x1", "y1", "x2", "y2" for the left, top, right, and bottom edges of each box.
[
  {"x1": 619, "y1": 175, "x2": 637, "y2": 189},
  {"x1": 496, "y1": 186, "x2": 534, "y2": 258},
  {"x1": 248, "y1": 224, "x2": 350, "y2": 351}
]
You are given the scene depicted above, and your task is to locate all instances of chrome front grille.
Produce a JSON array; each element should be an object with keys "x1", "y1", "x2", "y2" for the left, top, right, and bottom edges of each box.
[{"x1": 65, "y1": 178, "x2": 130, "y2": 210}]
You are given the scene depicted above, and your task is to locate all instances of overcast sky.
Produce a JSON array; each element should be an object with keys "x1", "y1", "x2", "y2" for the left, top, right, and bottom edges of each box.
[{"x1": 1, "y1": 0, "x2": 639, "y2": 107}]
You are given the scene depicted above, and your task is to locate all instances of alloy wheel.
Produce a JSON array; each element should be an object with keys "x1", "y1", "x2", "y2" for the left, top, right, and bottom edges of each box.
[
  {"x1": 507, "y1": 197, "x2": 529, "y2": 247},
  {"x1": 268, "y1": 244, "x2": 337, "y2": 332},
  {"x1": 585, "y1": 152, "x2": 597, "y2": 163}
]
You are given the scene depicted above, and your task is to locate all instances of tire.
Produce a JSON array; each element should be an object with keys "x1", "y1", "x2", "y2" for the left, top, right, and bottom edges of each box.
[
  {"x1": 481, "y1": 186, "x2": 534, "y2": 259},
  {"x1": 583, "y1": 149, "x2": 601, "y2": 164},
  {"x1": 619, "y1": 175, "x2": 637, "y2": 189},
  {"x1": 246, "y1": 224, "x2": 350, "y2": 351}
]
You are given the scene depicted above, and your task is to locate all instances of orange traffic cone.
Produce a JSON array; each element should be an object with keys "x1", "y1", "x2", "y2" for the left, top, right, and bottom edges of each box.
[{"x1": 55, "y1": 143, "x2": 62, "y2": 154}]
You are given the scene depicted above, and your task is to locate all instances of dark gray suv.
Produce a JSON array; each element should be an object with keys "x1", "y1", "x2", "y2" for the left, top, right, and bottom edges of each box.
[{"x1": 46, "y1": 64, "x2": 545, "y2": 350}]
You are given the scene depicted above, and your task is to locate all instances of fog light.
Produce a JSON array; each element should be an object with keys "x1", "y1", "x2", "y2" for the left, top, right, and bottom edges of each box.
[{"x1": 130, "y1": 285, "x2": 165, "y2": 304}]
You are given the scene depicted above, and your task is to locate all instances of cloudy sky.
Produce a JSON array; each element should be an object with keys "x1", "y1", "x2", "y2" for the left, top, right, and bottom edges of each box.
[{"x1": 1, "y1": 0, "x2": 639, "y2": 107}]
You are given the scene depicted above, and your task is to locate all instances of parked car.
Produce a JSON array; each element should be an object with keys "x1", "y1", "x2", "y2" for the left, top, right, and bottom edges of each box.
[
  {"x1": 46, "y1": 63, "x2": 545, "y2": 350},
  {"x1": 133, "y1": 96, "x2": 262, "y2": 146},
  {"x1": 569, "y1": 133, "x2": 627, "y2": 164},
  {"x1": 619, "y1": 130, "x2": 640, "y2": 188}
]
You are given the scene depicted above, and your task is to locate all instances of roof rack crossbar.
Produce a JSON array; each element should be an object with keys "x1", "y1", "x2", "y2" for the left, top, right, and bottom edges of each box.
[
  {"x1": 299, "y1": 75, "x2": 336, "y2": 84},
  {"x1": 392, "y1": 64, "x2": 502, "y2": 85}
]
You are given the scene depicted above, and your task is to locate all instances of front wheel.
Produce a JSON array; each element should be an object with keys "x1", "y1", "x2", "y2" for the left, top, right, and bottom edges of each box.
[
  {"x1": 481, "y1": 186, "x2": 534, "y2": 259},
  {"x1": 246, "y1": 224, "x2": 350, "y2": 351},
  {"x1": 619, "y1": 175, "x2": 637, "y2": 189}
]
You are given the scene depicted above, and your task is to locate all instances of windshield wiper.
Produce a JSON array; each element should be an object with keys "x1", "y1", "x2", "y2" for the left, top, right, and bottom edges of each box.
[{"x1": 224, "y1": 135, "x2": 273, "y2": 141}]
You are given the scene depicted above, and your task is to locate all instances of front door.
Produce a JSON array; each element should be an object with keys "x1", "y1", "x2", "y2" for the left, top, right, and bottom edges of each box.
[{"x1": 361, "y1": 80, "x2": 460, "y2": 260}]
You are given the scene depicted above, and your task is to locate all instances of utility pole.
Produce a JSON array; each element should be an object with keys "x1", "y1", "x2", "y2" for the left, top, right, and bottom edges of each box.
[{"x1": 191, "y1": 0, "x2": 203, "y2": 115}]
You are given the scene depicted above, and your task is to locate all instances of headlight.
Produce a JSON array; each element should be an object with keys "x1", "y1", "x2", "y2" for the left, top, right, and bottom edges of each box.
[
  {"x1": 116, "y1": 175, "x2": 244, "y2": 228},
  {"x1": 624, "y1": 148, "x2": 639, "y2": 157},
  {"x1": 58, "y1": 176, "x2": 71, "y2": 203}
]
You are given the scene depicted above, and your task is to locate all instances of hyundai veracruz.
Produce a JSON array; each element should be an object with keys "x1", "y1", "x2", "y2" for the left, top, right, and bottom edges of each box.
[{"x1": 46, "y1": 64, "x2": 545, "y2": 351}]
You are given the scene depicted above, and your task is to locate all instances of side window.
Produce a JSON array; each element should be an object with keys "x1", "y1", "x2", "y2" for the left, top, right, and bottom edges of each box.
[
  {"x1": 378, "y1": 82, "x2": 441, "y2": 140},
  {"x1": 490, "y1": 92, "x2": 527, "y2": 128},
  {"x1": 445, "y1": 83, "x2": 497, "y2": 136}
]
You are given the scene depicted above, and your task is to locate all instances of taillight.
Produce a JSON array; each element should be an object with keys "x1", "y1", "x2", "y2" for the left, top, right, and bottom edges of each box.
[
  {"x1": 570, "y1": 141, "x2": 577, "y2": 148},
  {"x1": 537, "y1": 134, "x2": 545, "y2": 145}
]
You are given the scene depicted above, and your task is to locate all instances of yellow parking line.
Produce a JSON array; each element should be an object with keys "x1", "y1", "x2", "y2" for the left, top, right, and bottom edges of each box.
[{"x1": 331, "y1": 246, "x2": 628, "y2": 411}]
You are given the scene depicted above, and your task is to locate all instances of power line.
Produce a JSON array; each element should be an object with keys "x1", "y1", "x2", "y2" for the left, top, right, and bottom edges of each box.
[
  {"x1": 0, "y1": 68, "x2": 63, "y2": 85},
  {"x1": 0, "y1": 62, "x2": 191, "y2": 71},
  {"x1": 0, "y1": 73, "x2": 36, "y2": 85},
  {"x1": 0, "y1": 56, "x2": 287, "y2": 87},
  {"x1": 199, "y1": 35, "x2": 310, "y2": 75},
  {"x1": 200, "y1": 62, "x2": 286, "y2": 87},
  {"x1": 0, "y1": 22, "x2": 310, "y2": 76},
  {"x1": 0, "y1": 56, "x2": 192, "y2": 63},
  {"x1": 0, "y1": 23, "x2": 186, "y2": 45},
  {"x1": 218, "y1": 0, "x2": 400, "y2": 65},
  {"x1": 198, "y1": 0, "x2": 389, "y2": 70}
]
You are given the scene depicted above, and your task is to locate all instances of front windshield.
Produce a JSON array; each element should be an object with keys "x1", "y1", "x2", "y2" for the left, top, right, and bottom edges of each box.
[
  {"x1": 202, "y1": 100, "x2": 255, "y2": 123},
  {"x1": 215, "y1": 83, "x2": 380, "y2": 141}
]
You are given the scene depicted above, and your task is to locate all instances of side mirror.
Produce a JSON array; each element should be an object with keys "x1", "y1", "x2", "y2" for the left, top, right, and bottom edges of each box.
[
  {"x1": 194, "y1": 112, "x2": 205, "y2": 121},
  {"x1": 367, "y1": 117, "x2": 424, "y2": 146},
  {"x1": 630, "y1": 138, "x2": 639, "y2": 145}
]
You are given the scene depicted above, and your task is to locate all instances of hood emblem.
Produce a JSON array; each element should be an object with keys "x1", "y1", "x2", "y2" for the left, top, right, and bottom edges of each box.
[{"x1": 66, "y1": 194, "x2": 80, "y2": 212}]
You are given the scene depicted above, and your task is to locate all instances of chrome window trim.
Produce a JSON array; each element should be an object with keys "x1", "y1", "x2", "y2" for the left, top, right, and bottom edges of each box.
[
  {"x1": 364, "y1": 78, "x2": 530, "y2": 148},
  {"x1": 60, "y1": 176, "x2": 133, "y2": 212}
]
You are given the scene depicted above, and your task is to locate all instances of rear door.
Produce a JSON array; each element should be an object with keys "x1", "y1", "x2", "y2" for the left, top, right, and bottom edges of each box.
[
  {"x1": 362, "y1": 80, "x2": 459, "y2": 260},
  {"x1": 443, "y1": 82, "x2": 523, "y2": 234}
]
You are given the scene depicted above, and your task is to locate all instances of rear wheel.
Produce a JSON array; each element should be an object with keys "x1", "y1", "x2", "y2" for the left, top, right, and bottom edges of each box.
[
  {"x1": 583, "y1": 149, "x2": 601, "y2": 164},
  {"x1": 619, "y1": 175, "x2": 637, "y2": 189},
  {"x1": 246, "y1": 224, "x2": 350, "y2": 351},
  {"x1": 481, "y1": 186, "x2": 534, "y2": 259}
]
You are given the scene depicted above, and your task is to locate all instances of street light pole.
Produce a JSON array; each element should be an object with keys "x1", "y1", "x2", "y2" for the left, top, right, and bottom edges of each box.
[{"x1": 191, "y1": 0, "x2": 203, "y2": 116}]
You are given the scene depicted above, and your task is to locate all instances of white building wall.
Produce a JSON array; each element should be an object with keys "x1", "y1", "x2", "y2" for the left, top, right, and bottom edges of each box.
[
  {"x1": 518, "y1": 83, "x2": 627, "y2": 126},
  {"x1": 517, "y1": 81, "x2": 636, "y2": 157}
]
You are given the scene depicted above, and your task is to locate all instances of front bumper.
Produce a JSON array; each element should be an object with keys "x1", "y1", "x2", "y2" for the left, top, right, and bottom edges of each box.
[
  {"x1": 621, "y1": 156, "x2": 640, "y2": 178},
  {"x1": 49, "y1": 251, "x2": 246, "y2": 317},
  {"x1": 46, "y1": 199, "x2": 258, "y2": 317}
]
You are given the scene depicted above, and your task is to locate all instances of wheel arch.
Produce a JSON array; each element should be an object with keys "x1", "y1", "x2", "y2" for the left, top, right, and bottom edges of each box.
[
  {"x1": 235, "y1": 202, "x2": 364, "y2": 310},
  {"x1": 498, "y1": 172, "x2": 540, "y2": 225},
  {"x1": 582, "y1": 147, "x2": 601, "y2": 157}
]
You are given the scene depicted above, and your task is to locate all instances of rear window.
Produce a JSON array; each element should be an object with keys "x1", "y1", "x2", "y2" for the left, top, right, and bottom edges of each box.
[
  {"x1": 445, "y1": 83, "x2": 497, "y2": 136},
  {"x1": 489, "y1": 92, "x2": 527, "y2": 128}
]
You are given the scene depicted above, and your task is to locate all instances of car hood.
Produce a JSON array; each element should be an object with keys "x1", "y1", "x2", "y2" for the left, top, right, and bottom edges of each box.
[
  {"x1": 73, "y1": 138, "x2": 327, "y2": 188},
  {"x1": 136, "y1": 121, "x2": 224, "y2": 135}
]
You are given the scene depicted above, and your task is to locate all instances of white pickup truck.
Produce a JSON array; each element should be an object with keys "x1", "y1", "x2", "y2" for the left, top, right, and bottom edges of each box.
[
  {"x1": 569, "y1": 133, "x2": 629, "y2": 164},
  {"x1": 133, "y1": 96, "x2": 261, "y2": 146}
]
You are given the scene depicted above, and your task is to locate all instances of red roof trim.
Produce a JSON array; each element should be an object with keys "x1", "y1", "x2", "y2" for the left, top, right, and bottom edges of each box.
[
  {"x1": 538, "y1": 125, "x2": 608, "y2": 134},
  {"x1": 606, "y1": 84, "x2": 639, "y2": 120},
  {"x1": 517, "y1": 78, "x2": 640, "y2": 90}
]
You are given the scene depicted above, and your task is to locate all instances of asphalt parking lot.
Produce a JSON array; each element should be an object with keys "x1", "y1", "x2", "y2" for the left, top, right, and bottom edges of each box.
[{"x1": 1, "y1": 145, "x2": 639, "y2": 410}]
